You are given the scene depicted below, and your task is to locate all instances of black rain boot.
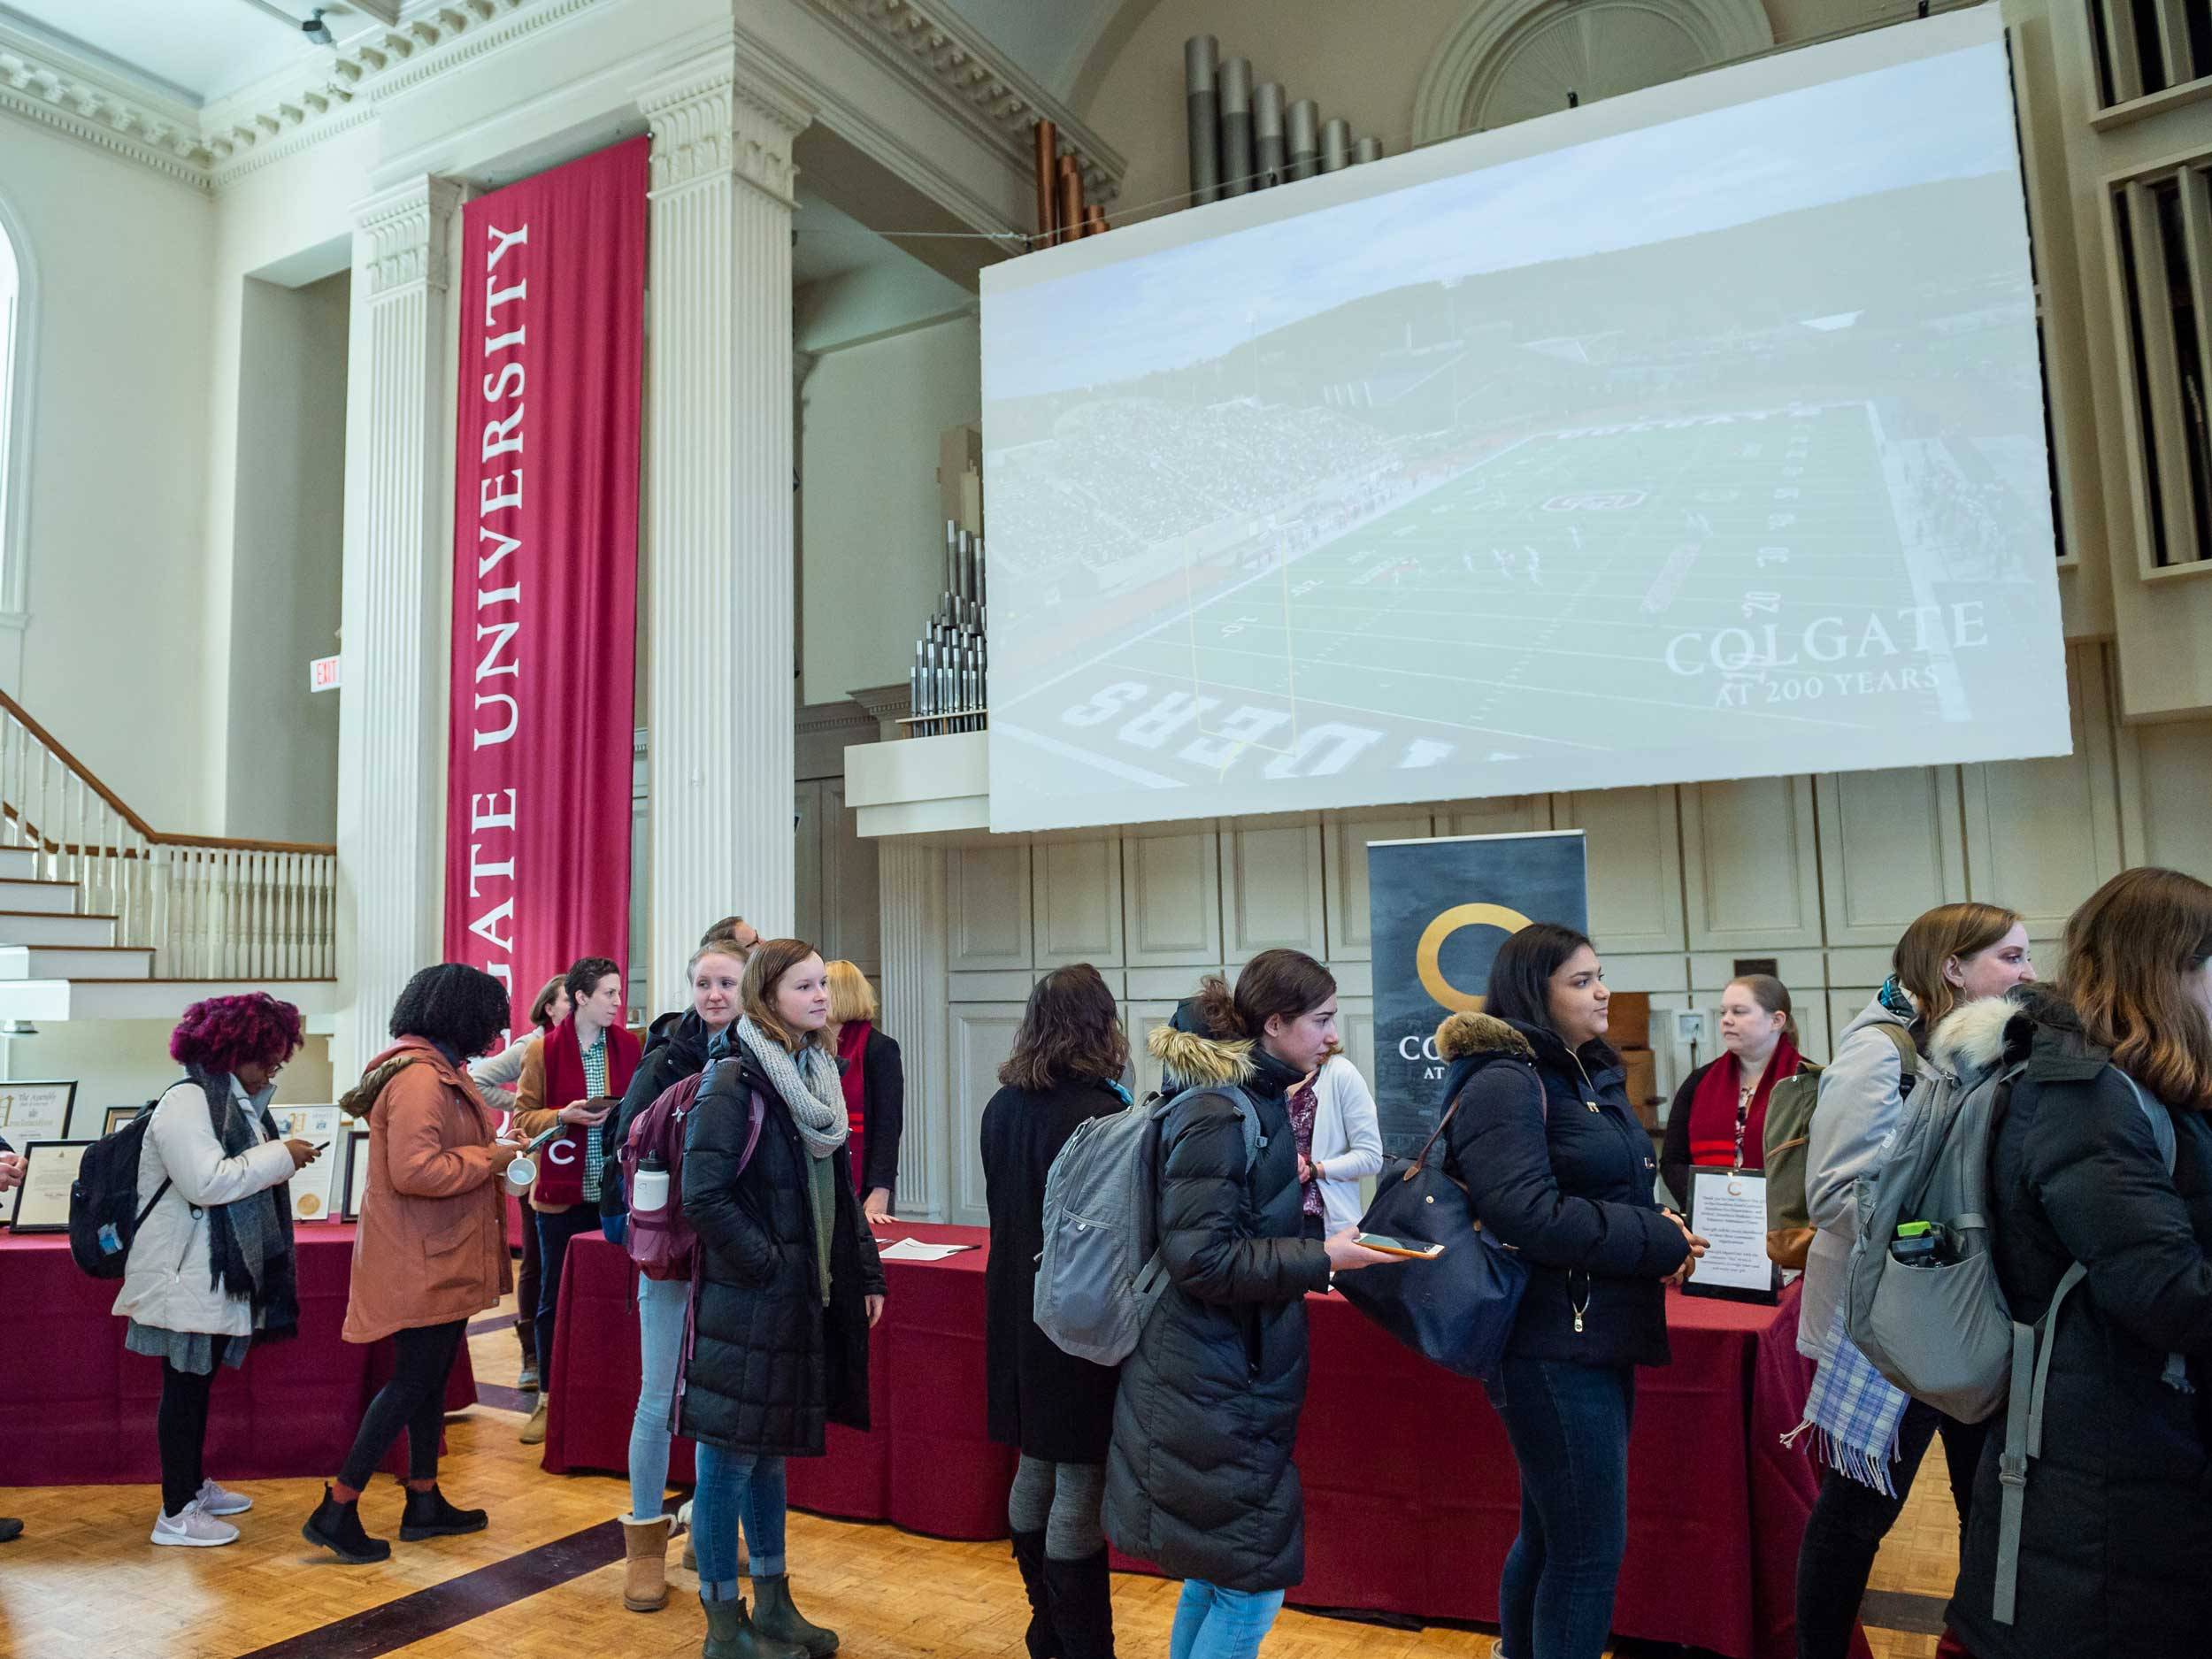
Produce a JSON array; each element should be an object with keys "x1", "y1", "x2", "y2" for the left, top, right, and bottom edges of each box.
[
  {"x1": 1041, "y1": 1548, "x2": 1117, "y2": 1659},
  {"x1": 399, "y1": 1484, "x2": 488, "y2": 1540},
  {"x1": 701, "y1": 1592, "x2": 807, "y2": 1659},
  {"x1": 303, "y1": 1486, "x2": 392, "y2": 1563},
  {"x1": 749, "y1": 1572, "x2": 838, "y2": 1656},
  {"x1": 1010, "y1": 1528, "x2": 1061, "y2": 1658}
]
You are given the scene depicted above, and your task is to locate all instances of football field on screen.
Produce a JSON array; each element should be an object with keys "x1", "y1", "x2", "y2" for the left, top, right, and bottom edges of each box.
[{"x1": 999, "y1": 400, "x2": 1959, "y2": 794}]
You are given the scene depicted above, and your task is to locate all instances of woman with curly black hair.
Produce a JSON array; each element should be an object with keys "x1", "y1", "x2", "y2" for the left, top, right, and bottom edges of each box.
[
  {"x1": 304, "y1": 964, "x2": 526, "y2": 1563},
  {"x1": 113, "y1": 992, "x2": 316, "y2": 1548}
]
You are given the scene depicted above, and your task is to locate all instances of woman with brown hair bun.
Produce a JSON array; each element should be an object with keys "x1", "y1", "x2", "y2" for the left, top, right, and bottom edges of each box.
[
  {"x1": 1946, "y1": 867, "x2": 2212, "y2": 1658},
  {"x1": 981, "y1": 964, "x2": 1133, "y2": 1659},
  {"x1": 1795, "y1": 901, "x2": 2033, "y2": 1658},
  {"x1": 681, "y1": 938, "x2": 886, "y2": 1657},
  {"x1": 1103, "y1": 949, "x2": 1400, "y2": 1659}
]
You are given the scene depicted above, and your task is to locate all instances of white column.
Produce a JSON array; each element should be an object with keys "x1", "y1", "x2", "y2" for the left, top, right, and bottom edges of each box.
[
  {"x1": 334, "y1": 176, "x2": 461, "y2": 1080},
  {"x1": 640, "y1": 45, "x2": 810, "y2": 1010},
  {"x1": 879, "y1": 840, "x2": 948, "y2": 1218}
]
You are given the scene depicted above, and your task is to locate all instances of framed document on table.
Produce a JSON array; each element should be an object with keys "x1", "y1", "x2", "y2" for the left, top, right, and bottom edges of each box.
[
  {"x1": 0, "y1": 1080, "x2": 78, "y2": 1146},
  {"x1": 341, "y1": 1129, "x2": 373, "y2": 1222},
  {"x1": 272, "y1": 1106, "x2": 343, "y2": 1222},
  {"x1": 7, "y1": 1138, "x2": 90, "y2": 1233}
]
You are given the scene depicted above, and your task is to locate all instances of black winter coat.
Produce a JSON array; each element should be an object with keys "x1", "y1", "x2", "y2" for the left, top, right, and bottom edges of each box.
[
  {"x1": 1948, "y1": 995, "x2": 2212, "y2": 1659},
  {"x1": 1103, "y1": 1026, "x2": 1331, "y2": 1594},
  {"x1": 1437, "y1": 1012, "x2": 1687, "y2": 1369},
  {"x1": 981, "y1": 1074, "x2": 1127, "y2": 1463},
  {"x1": 679, "y1": 1047, "x2": 887, "y2": 1457},
  {"x1": 602, "y1": 1010, "x2": 714, "y2": 1218},
  {"x1": 852, "y1": 1028, "x2": 905, "y2": 1203}
]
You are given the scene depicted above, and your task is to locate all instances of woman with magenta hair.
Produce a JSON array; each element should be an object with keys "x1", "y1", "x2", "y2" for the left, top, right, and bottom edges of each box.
[{"x1": 112, "y1": 992, "x2": 318, "y2": 1548}]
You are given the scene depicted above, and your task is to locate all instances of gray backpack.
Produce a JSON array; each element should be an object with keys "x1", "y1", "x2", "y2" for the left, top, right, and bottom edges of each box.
[
  {"x1": 1846, "y1": 1047, "x2": 2178, "y2": 1626},
  {"x1": 1032, "y1": 1083, "x2": 1261, "y2": 1366}
]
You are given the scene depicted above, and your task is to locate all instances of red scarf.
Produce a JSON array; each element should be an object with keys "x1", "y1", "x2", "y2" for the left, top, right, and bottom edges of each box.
[
  {"x1": 535, "y1": 1013, "x2": 642, "y2": 1207},
  {"x1": 1686, "y1": 1033, "x2": 1799, "y2": 1173}
]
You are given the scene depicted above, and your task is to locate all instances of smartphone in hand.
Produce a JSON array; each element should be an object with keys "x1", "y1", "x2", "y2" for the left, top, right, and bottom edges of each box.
[{"x1": 1354, "y1": 1233, "x2": 1446, "y2": 1260}]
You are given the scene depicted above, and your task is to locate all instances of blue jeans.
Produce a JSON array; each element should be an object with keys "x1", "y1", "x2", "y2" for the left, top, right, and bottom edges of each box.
[
  {"x1": 693, "y1": 1440, "x2": 787, "y2": 1601},
  {"x1": 627, "y1": 1272, "x2": 687, "y2": 1520},
  {"x1": 1483, "y1": 1356, "x2": 1635, "y2": 1659},
  {"x1": 1168, "y1": 1580, "x2": 1286, "y2": 1659}
]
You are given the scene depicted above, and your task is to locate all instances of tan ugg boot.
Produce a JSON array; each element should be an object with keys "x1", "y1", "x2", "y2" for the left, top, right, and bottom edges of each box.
[{"x1": 623, "y1": 1515, "x2": 672, "y2": 1612}]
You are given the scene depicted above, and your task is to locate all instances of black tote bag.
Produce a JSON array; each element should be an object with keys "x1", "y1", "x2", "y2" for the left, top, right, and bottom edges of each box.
[{"x1": 1336, "y1": 1067, "x2": 1540, "y2": 1381}]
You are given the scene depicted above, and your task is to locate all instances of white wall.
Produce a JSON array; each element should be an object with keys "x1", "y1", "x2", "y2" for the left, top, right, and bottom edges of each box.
[
  {"x1": 226, "y1": 270, "x2": 348, "y2": 842},
  {"x1": 800, "y1": 313, "x2": 981, "y2": 705},
  {"x1": 0, "y1": 1020, "x2": 335, "y2": 1125},
  {"x1": 0, "y1": 117, "x2": 218, "y2": 828}
]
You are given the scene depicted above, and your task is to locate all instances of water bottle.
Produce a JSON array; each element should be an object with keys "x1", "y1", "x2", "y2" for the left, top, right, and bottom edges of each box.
[{"x1": 633, "y1": 1151, "x2": 670, "y2": 1215}]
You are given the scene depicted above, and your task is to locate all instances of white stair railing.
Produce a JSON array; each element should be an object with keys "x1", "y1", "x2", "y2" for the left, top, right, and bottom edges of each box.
[{"x1": 0, "y1": 691, "x2": 335, "y2": 980}]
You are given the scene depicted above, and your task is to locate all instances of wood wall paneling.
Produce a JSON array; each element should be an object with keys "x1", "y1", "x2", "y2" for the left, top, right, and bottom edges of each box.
[
  {"x1": 1682, "y1": 776, "x2": 1824, "y2": 950},
  {"x1": 947, "y1": 1003, "x2": 1025, "y2": 1225},
  {"x1": 1033, "y1": 836, "x2": 1125, "y2": 967},
  {"x1": 949, "y1": 843, "x2": 1033, "y2": 970},
  {"x1": 822, "y1": 779, "x2": 881, "y2": 975},
  {"x1": 1814, "y1": 767, "x2": 1968, "y2": 947},
  {"x1": 1121, "y1": 827, "x2": 1223, "y2": 966},
  {"x1": 1321, "y1": 811, "x2": 1433, "y2": 962},
  {"x1": 1224, "y1": 818, "x2": 1327, "y2": 965},
  {"x1": 1552, "y1": 787, "x2": 1686, "y2": 953}
]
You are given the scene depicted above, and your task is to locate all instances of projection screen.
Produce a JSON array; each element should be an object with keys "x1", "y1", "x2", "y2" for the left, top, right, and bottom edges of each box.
[{"x1": 979, "y1": 7, "x2": 2066, "y2": 834}]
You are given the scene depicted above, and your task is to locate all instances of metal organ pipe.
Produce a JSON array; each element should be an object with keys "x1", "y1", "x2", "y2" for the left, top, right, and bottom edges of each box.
[
  {"x1": 1185, "y1": 35, "x2": 1221, "y2": 205},
  {"x1": 1218, "y1": 56, "x2": 1254, "y2": 196}
]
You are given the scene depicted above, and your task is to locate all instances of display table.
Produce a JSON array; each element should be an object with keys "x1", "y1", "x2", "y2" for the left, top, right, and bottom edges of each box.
[
  {"x1": 0, "y1": 1223, "x2": 476, "y2": 1487},
  {"x1": 543, "y1": 1225, "x2": 1849, "y2": 1659}
]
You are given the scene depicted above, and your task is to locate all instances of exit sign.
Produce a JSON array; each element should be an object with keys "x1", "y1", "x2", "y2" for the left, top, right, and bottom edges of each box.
[{"x1": 310, "y1": 655, "x2": 342, "y2": 693}]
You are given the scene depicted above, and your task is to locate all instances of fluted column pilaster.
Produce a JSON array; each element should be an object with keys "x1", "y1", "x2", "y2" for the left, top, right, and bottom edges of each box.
[
  {"x1": 334, "y1": 175, "x2": 462, "y2": 1080},
  {"x1": 640, "y1": 44, "x2": 810, "y2": 1010},
  {"x1": 879, "y1": 840, "x2": 947, "y2": 1218}
]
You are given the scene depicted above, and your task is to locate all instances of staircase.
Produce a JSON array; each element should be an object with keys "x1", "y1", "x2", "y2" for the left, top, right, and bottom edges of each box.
[{"x1": 0, "y1": 691, "x2": 339, "y2": 1023}]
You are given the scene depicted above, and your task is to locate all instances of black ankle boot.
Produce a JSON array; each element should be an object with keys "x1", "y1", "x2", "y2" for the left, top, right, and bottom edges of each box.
[
  {"x1": 1010, "y1": 1529, "x2": 1060, "y2": 1658},
  {"x1": 303, "y1": 1486, "x2": 391, "y2": 1563},
  {"x1": 1041, "y1": 1548, "x2": 1116, "y2": 1659},
  {"x1": 400, "y1": 1485, "x2": 488, "y2": 1540}
]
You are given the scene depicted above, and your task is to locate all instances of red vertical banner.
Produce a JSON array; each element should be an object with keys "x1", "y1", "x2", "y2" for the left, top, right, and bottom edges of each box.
[{"x1": 444, "y1": 136, "x2": 647, "y2": 1028}]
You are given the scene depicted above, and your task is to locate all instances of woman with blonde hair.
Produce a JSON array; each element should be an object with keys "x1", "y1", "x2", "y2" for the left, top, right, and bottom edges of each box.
[
  {"x1": 681, "y1": 939, "x2": 886, "y2": 1656},
  {"x1": 824, "y1": 960, "x2": 903, "y2": 1222},
  {"x1": 1795, "y1": 902, "x2": 2033, "y2": 1658},
  {"x1": 1944, "y1": 868, "x2": 2212, "y2": 1656}
]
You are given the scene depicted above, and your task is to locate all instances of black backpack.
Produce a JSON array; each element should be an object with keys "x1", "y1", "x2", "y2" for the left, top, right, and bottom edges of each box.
[{"x1": 67, "y1": 1098, "x2": 171, "y2": 1279}]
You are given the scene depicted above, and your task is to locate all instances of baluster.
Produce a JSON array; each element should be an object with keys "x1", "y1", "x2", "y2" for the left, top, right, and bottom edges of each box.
[
  {"x1": 0, "y1": 716, "x2": 13, "y2": 848},
  {"x1": 282, "y1": 852, "x2": 298, "y2": 980}
]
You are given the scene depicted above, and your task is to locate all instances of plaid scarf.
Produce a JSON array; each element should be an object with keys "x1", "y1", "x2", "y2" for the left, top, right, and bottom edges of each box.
[
  {"x1": 1786, "y1": 1301, "x2": 1909, "y2": 1494},
  {"x1": 184, "y1": 1065, "x2": 300, "y2": 1342}
]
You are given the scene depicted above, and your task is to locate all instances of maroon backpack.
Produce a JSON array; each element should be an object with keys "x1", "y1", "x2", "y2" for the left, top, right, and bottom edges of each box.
[{"x1": 619, "y1": 1063, "x2": 761, "y2": 1282}]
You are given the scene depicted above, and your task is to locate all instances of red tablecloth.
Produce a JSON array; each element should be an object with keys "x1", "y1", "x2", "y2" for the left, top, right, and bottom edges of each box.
[
  {"x1": 541, "y1": 1225, "x2": 1839, "y2": 1659},
  {"x1": 542, "y1": 1222, "x2": 1013, "y2": 1538},
  {"x1": 0, "y1": 1223, "x2": 475, "y2": 1487}
]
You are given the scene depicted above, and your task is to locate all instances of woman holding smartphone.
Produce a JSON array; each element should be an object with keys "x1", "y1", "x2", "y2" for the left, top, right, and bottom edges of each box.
[
  {"x1": 1437, "y1": 924, "x2": 1701, "y2": 1659},
  {"x1": 1104, "y1": 949, "x2": 1399, "y2": 1659}
]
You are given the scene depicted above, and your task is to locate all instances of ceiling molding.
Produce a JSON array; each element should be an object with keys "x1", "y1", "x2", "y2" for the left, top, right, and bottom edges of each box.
[
  {"x1": 0, "y1": 19, "x2": 213, "y2": 188},
  {"x1": 1410, "y1": 0, "x2": 1774, "y2": 144},
  {"x1": 801, "y1": 0, "x2": 1125, "y2": 204}
]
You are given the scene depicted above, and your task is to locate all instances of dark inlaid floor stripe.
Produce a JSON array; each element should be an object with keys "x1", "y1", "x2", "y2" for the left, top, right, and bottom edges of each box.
[
  {"x1": 472, "y1": 1380, "x2": 534, "y2": 1414},
  {"x1": 235, "y1": 1519, "x2": 624, "y2": 1659},
  {"x1": 465, "y1": 1311, "x2": 518, "y2": 1337},
  {"x1": 1860, "y1": 1586, "x2": 1952, "y2": 1636}
]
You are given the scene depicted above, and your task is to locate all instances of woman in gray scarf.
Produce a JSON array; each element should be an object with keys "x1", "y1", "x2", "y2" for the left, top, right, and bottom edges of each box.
[{"x1": 680, "y1": 938, "x2": 887, "y2": 1657}]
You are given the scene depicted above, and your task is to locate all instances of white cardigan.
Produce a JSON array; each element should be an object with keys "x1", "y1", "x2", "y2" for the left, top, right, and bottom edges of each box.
[
  {"x1": 468, "y1": 1032, "x2": 535, "y2": 1115},
  {"x1": 1309, "y1": 1054, "x2": 1386, "y2": 1234},
  {"x1": 111, "y1": 1080, "x2": 296, "y2": 1338}
]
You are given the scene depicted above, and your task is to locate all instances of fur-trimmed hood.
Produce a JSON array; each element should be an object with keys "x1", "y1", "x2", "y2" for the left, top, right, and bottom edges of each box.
[
  {"x1": 1147, "y1": 1020, "x2": 1256, "y2": 1088},
  {"x1": 1433, "y1": 1010, "x2": 1535, "y2": 1064},
  {"x1": 1927, "y1": 983, "x2": 2093, "y2": 1083},
  {"x1": 1926, "y1": 991, "x2": 2025, "y2": 1079}
]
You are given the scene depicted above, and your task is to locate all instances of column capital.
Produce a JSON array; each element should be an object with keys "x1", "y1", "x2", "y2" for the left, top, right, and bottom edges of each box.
[
  {"x1": 638, "y1": 38, "x2": 812, "y2": 205},
  {"x1": 353, "y1": 175, "x2": 465, "y2": 298}
]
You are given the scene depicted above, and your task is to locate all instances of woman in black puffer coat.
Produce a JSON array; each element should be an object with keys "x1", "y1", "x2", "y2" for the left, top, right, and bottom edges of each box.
[
  {"x1": 1103, "y1": 950, "x2": 1398, "y2": 1659},
  {"x1": 1947, "y1": 869, "x2": 2212, "y2": 1659},
  {"x1": 682, "y1": 939, "x2": 885, "y2": 1659},
  {"x1": 1435, "y1": 923, "x2": 1697, "y2": 1659}
]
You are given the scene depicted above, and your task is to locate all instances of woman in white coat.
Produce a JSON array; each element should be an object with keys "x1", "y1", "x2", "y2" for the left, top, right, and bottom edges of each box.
[
  {"x1": 114, "y1": 994, "x2": 319, "y2": 1548},
  {"x1": 1299, "y1": 1048, "x2": 1386, "y2": 1238}
]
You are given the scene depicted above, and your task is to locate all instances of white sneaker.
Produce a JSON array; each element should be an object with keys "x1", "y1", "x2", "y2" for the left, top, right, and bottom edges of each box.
[
  {"x1": 150, "y1": 1502, "x2": 239, "y2": 1548},
  {"x1": 195, "y1": 1479, "x2": 252, "y2": 1517}
]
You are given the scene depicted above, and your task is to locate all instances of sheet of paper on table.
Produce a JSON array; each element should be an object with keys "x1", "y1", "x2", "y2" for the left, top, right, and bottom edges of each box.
[
  {"x1": 1688, "y1": 1169, "x2": 1776, "y2": 1293},
  {"x1": 877, "y1": 1237, "x2": 979, "y2": 1262}
]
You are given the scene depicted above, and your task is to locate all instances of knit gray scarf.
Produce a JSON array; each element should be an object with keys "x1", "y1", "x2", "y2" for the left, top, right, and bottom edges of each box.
[{"x1": 734, "y1": 1017, "x2": 849, "y2": 1161}]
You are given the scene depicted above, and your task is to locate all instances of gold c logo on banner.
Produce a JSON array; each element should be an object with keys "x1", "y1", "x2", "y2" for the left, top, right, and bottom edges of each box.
[{"x1": 1416, "y1": 902, "x2": 1534, "y2": 1011}]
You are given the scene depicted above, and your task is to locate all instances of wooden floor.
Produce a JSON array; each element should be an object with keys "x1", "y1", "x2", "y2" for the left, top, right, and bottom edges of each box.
[{"x1": 0, "y1": 1294, "x2": 1958, "y2": 1659}]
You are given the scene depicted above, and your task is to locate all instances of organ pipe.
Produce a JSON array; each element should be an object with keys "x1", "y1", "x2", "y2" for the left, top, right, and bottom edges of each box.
[
  {"x1": 1218, "y1": 56, "x2": 1254, "y2": 196},
  {"x1": 1253, "y1": 81, "x2": 1286, "y2": 188},
  {"x1": 1185, "y1": 35, "x2": 1221, "y2": 205}
]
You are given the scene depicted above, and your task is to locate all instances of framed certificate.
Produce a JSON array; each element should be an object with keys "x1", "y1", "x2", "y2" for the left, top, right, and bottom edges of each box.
[
  {"x1": 271, "y1": 1106, "x2": 343, "y2": 1223},
  {"x1": 0, "y1": 1080, "x2": 78, "y2": 1146},
  {"x1": 7, "y1": 1138, "x2": 90, "y2": 1233},
  {"x1": 102, "y1": 1105, "x2": 144, "y2": 1138},
  {"x1": 341, "y1": 1129, "x2": 373, "y2": 1222}
]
